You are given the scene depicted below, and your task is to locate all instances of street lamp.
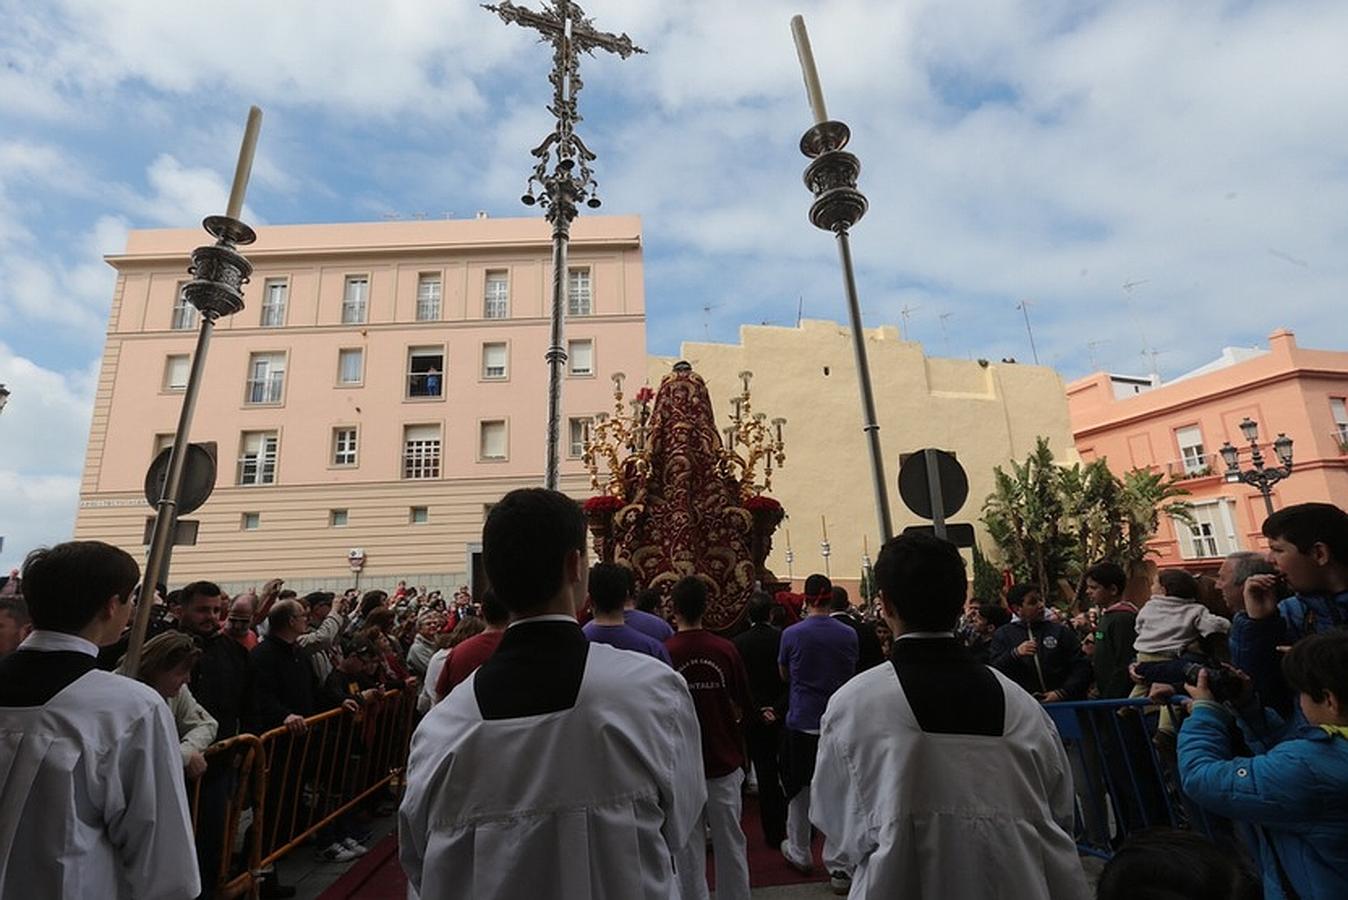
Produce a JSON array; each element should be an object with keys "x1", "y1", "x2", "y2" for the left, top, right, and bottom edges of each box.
[
  {"x1": 1219, "y1": 417, "x2": 1293, "y2": 518},
  {"x1": 0, "y1": 384, "x2": 9, "y2": 415}
]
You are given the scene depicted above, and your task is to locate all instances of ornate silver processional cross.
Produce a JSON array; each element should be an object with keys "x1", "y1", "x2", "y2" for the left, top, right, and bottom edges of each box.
[{"x1": 482, "y1": 0, "x2": 643, "y2": 490}]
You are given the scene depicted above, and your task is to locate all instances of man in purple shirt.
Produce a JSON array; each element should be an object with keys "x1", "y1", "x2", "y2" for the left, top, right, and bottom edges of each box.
[
  {"x1": 777, "y1": 573, "x2": 858, "y2": 879},
  {"x1": 626, "y1": 585, "x2": 675, "y2": 642},
  {"x1": 582, "y1": 563, "x2": 672, "y2": 665}
]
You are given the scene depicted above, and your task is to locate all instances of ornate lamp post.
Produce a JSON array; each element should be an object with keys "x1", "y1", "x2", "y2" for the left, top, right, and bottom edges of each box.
[
  {"x1": 0, "y1": 384, "x2": 9, "y2": 415},
  {"x1": 483, "y1": 0, "x2": 643, "y2": 490},
  {"x1": 790, "y1": 16, "x2": 893, "y2": 547},
  {"x1": 1219, "y1": 417, "x2": 1293, "y2": 518},
  {"x1": 124, "y1": 108, "x2": 262, "y2": 673}
]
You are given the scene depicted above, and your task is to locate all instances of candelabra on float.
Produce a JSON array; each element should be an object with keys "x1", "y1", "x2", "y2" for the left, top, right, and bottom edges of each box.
[
  {"x1": 718, "y1": 370, "x2": 787, "y2": 499},
  {"x1": 790, "y1": 15, "x2": 893, "y2": 546},
  {"x1": 581, "y1": 372, "x2": 655, "y2": 495}
]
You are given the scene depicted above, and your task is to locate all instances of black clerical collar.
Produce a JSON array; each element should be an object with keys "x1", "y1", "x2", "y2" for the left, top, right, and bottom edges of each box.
[{"x1": 475, "y1": 617, "x2": 588, "y2": 720}]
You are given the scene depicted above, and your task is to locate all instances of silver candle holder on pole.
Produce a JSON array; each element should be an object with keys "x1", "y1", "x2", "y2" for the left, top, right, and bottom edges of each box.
[
  {"x1": 791, "y1": 16, "x2": 894, "y2": 547},
  {"x1": 124, "y1": 107, "x2": 262, "y2": 673}
]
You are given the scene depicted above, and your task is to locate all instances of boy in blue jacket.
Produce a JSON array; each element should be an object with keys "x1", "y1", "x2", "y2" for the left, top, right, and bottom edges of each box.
[{"x1": 1179, "y1": 631, "x2": 1348, "y2": 900}]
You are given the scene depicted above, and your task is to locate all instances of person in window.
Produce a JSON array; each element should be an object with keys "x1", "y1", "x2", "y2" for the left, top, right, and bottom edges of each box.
[{"x1": 424, "y1": 366, "x2": 441, "y2": 397}]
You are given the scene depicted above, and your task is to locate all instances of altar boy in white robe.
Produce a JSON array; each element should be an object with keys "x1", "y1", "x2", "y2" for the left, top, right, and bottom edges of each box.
[
  {"x1": 811, "y1": 532, "x2": 1089, "y2": 900},
  {"x1": 0, "y1": 541, "x2": 200, "y2": 900},
  {"x1": 399, "y1": 488, "x2": 707, "y2": 900}
]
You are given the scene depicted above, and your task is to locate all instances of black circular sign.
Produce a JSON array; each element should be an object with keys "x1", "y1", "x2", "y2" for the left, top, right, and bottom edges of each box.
[
  {"x1": 897, "y1": 448, "x2": 969, "y2": 520},
  {"x1": 144, "y1": 442, "x2": 217, "y2": 516}
]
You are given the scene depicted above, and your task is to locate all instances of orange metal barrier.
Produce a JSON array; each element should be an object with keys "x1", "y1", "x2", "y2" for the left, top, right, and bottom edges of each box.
[{"x1": 188, "y1": 686, "x2": 418, "y2": 900}]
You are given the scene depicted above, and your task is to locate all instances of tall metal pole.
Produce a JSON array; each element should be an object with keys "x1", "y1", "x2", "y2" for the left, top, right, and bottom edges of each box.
[
  {"x1": 1017, "y1": 300, "x2": 1040, "y2": 365},
  {"x1": 483, "y1": 1, "x2": 643, "y2": 490},
  {"x1": 793, "y1": 16, "x2": 893, "y2": 544},
  {"x1": 125, "y1": 107, "x2": 261, "y2": 673}
]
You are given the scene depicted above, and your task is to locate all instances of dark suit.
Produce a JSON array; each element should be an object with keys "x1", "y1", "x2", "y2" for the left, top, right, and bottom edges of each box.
[
  {"x1": 733, "y1": 622, "x2": 787, "y2": 846},
  {"x1": 831, "y1": 610, "x2": 886, "y2": 673}
]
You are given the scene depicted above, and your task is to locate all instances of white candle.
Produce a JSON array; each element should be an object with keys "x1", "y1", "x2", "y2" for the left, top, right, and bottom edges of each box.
[
  {"x1": 790, "y1": 15, "x2": 829, "y2": 125},
  {"x1": 226, "y1": 106, "x2": 263, "y2": 220}
]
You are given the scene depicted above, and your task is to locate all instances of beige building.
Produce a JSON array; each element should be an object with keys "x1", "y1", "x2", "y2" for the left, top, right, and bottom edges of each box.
[
  {"x1": 651, "y1": 320, "x2": 1078, "y2": 592},
  {"x1": 74, "y1": 215, "x2": 647, "y2": 593}
]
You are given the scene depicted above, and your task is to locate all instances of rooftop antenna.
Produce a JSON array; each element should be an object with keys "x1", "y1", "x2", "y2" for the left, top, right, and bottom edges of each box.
[
  {"x1": 1015, "y1": 299, "x2": 1040, "y2": 364},
  {"x1": 938, "y1": 311, "x2": 953, "y2": 357},
  {"x1": 1141, "y1": 345, "x2": 1167, "y2": 380},
  {"x1": 702, "y1": 302, "x2": 722, "y2": 341},
  {"x1": 899, "y1": 303, "x2": 920, "y2": 341},
  {"x1": 1087, "y1": 339, "x2": 1110, "y2": 371}
]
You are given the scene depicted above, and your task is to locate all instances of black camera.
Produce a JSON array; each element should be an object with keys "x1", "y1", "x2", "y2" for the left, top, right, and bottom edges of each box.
[{"x1": 1183, "y1": 663, "x2": 1244, "y2": 703}]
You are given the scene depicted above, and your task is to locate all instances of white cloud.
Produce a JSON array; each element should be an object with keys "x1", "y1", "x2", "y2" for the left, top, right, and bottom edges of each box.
[{"x1": 0, "y1": 341, "x2": 98, "y2": 570}]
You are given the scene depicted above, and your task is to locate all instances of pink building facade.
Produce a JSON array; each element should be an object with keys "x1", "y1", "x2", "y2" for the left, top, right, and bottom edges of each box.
[
  {"x1": 1067, "y1": 330, "x2": 1348, "y2": 572},
  {"x1": 74, "y1": 215, "x2": 647, "y2": 591}
]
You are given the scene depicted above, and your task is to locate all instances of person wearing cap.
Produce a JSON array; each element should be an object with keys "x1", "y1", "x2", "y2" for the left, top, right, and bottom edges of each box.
[
  {"x1": 298, "y1": 589, "x2": 351, "y2": 685},
  {"x1": 777, "y1": 573, "x2": 858, "y2": 881}
]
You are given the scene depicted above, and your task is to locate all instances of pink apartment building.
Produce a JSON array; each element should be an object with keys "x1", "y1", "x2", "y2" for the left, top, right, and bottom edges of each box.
[
  {"x1": 1067, "y1": 329, "x2": 1348, "y2": 573},
  {"x1": 73, "y1": 214, "x2": 647, "y2": 592}
]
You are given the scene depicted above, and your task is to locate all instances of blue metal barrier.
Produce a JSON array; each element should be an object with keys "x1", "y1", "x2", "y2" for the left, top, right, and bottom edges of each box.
[{"x1": 1045, "y1": 697, "x2": 1228, "y2": 858}]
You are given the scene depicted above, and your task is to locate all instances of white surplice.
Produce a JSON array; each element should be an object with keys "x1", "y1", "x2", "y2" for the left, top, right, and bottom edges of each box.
[
  {"x1": 811, "y1": 662, "x2": 1090, "y2": 900},
  {"x1": 399, "y1": 641, "x2": 707, "y2": 900},
  {"x1": 0, "y1": 630, "x2": 200, "y2": 900}
]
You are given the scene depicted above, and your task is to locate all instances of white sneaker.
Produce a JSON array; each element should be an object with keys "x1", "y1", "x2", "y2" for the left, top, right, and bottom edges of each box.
[
  {"x1": 315, "y1": 842, "x2": 358, "y2": 863},
  {"x1": 341, "y1": 837, "x2": 370, "y2": 856}
]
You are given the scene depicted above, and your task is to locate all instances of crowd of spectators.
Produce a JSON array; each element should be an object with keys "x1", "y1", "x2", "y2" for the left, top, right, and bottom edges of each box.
[{"x1": 4, "y1": 500, "x2": 1348, "y2": 898}]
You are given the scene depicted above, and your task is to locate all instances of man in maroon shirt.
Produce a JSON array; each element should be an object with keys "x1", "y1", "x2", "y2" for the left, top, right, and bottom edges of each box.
[
  {"x1": 436, "y1": 589, "x2": 508, "y2": 698},
  {"x1": 665, "y1": 576, "x2": 753, "y2": 900}
]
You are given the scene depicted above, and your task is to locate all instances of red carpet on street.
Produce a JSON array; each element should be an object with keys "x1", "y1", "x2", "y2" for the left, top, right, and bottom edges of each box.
[{"x1": 319, "y1": 794, "x2": 828, "y2": 898}]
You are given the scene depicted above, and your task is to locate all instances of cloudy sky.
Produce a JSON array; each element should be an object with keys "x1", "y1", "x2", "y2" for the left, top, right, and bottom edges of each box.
[{"x1": 1, "y1": 0, "x2": 1345, "y2": 568}]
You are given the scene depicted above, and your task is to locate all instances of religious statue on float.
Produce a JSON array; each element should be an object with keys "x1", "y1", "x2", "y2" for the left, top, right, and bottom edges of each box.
[{"x1": 581, "y1": 361, "x2": 787, "y2": 631}]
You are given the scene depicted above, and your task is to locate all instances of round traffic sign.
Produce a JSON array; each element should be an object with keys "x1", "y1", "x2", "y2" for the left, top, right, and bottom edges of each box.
[
  {"x1": 144, "y1": 442, "x2": 218, "y2": 516},
  {"x1": 897, "y1": 448, "x2": 969, "y2": 520}
]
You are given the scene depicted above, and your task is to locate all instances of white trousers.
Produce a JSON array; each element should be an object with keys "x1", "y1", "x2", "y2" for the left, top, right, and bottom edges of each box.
[
  {"x1": 786, "y1": 787, "x2": 848, "y2": 874},
  {"x1": 674, "y1": 769, "x2": 751, "y2": 900}
]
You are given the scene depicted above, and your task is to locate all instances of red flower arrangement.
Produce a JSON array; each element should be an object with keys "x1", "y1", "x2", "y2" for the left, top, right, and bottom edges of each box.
[
  {"x1": 744, "y1": 495, "x2": 782, "y2": 513},
  {"x1": 583, "y1": 495, "x2": 624, "y2": 514},
  {"x1": 635, "y1": 386, "x2": 655, "y2": 404}
]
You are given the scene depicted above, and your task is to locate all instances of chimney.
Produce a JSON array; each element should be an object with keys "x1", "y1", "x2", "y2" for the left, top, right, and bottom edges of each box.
[{"x1": 1268, "y1": 328, "x2": 1297, "y2": 356}]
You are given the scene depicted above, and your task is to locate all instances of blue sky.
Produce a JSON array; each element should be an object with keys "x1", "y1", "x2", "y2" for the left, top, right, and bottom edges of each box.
[{"x1": 2, "y1": 0, "x2": 1347, "y2": 568}]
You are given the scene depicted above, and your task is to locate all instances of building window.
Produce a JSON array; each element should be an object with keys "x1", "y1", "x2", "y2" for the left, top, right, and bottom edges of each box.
[
  {"x1": 407, "y1": 347, "x2": 444, "y2": 398},
  {"x1": 337, "y1": 348, "x2": 364, "y2": 385},
  {"x1": 568, "y1": 416, "x2": 593, "y2": 458},
  {"x1": 416, "y1": 274, "x2": 442, "y2": 321},
  {"x1": 403, "y1": 425, "x2": 441, "y2": 479},
  {"x1": 237, "y1": 431, "x2": 279, "y2": 485},
  {"x1": 242, "y1": 512, "x2": 261, "y2": 531},
  {"x1": 163, "y1": 354, "x2": 190, "y2": 391},
  {"x1": 567, "y1": 267, "x2": 591, "y2": 316},
  {"x1": 1176, "y1": 500, "x2": 1238, "y2": 560},
  {"x1": 1332, "y1": 398, "x2": 1348, "y2": 444},
  {"x1": 410, "y1": 505, "x2": 430, "y2": 524},
  {"x1": 480, "y1": 420, "x2": 507, "y2": 461},
  {"x1": 484, "y1": 271, "x2": 509, "y2": 319},
  {"x1": 246, "y1": 352, "x2": 286, "y2": 405},
  {"x1": 172, "y1": 284, "x2": 197, "y2": 330},
  {"x1": 153, "y1": 433, "x2": 175, "y2": 457},
  {"x1": 330, "y1": 509, "x2": 349, "y2": 527},
  {"x1": 260, "y1": 278, "x2": 288, "y2": 327},
  {"x1": 482, "y1": 342, "x2": 508, "y2": 379},
  {"x1": 568, "y1": 339, "x2": 594, "y2": 376},
  {"x1": 332, "y1": 428, "x2": 358, "y2": 466},
  {"x1": 342, "y1": 276, "x2": 369, "y2": 324},
  {"x1": 1175, "y1": 425, "x2": 1206, "y2": 475}
]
